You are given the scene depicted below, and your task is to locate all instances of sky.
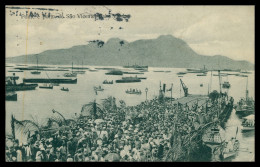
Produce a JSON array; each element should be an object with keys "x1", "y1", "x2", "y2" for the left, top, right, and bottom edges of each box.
[{"x1": 6, "y1": 5, "x2": 255, "y2": 63}]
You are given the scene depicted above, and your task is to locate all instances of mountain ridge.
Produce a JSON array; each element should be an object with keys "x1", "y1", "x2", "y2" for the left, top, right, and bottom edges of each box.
[{"x1": 6, "y1": 35, "x2": 254, "y2": 70}]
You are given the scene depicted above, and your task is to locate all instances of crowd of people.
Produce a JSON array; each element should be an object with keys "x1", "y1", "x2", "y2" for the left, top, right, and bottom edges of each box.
[{"x1": 6, "y1": 94, "x2": 231, "y2": 162}]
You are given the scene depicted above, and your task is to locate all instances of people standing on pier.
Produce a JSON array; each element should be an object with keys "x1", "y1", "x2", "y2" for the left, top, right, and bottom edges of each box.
[{"x1": 6, "y1": 92, "x2": 231, "y2": 162}]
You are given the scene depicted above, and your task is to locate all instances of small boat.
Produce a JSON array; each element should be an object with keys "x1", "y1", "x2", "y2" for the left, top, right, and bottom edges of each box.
[
  {"x1": 235, "y1": 73, "x2": 248, "y2": 77},
  {"x1": 39, "y1": 83, "x2": 53, "y2": 89},
  {"x1": 61, "y1": 87, "x2": 69, "y2": 91},
  {"x1": 103, "y1": 80, "x2": 113, "y2": 84},
  {"x1": 125, "y1": 89, "x2": 142, "y2": 95},
  {"x1": 123, "y1": 64, "x2": 148, "y2": 69},
  {"x1": 52, "y1": 83, "x2": 60, "y2": 86},
  {"x1": 8, "y1": 70, "x2": 24, "y2": 72},
  {"x1": 177, "y1": 72, "x2": 187, "y2": 75},
  {"x1": 63, "y1": 62, "x2": 77, "y2": 77},
  {"x1": 137, "y1": 77, "x2": 147, "y2": 80},
  {"x1": 123, "y1": 72, "x2": 144, "y2": 74},
  {"x1": 64, "y1": 72, "x2": 77, "y2": 77},
  {"x1": 153, "y1": 70, "x2": 165, "y2": 72},
  {"x1": 6, "y1": 92, "x2": 17, "y2": 101},
  {"x1": 222, "y1": 81, "x2": 231, "y2": 89},
  {"x1": 73, "y1": 70, "x2": 86, "y2": 74},
  {"x1": 105, "y1": 70, "x2": 123, "y2": 75},
  {"x1": 213, "y1": 74, "x2": 228, "y2": 76},
  {"x1": 89, "y1": 69, "x2": 98, "y2": 72},
  {"x1": 241, "y1": 115, "x2": 254, "y2": 132},
  {"x1": 94, "y1": 85, "x2": 104, "y2": 91},
  {"x1": 240, "y1": 71, "x2": 252, "y2": 74},
  {"x1": 197, "y1": 73, "x2": 207, "y2": 76},
  {"x1": 31, "y1": 71, "x2": 41, "y2": 74},
  {"x1": 221, "y1": 137, "x2": 240, "y2": 160}
]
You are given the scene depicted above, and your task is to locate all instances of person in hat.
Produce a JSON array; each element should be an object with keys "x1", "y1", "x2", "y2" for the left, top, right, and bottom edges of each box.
[
  {"x1": 67, "y1": 154, "x2": 73, "y2": 162},
  {"x1": 45, "y1": 148, "x2": 55, "y2": 162}
]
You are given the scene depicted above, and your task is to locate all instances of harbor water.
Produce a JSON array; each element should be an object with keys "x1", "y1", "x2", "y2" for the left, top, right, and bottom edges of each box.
[{"x1": 5, "y1": 64, "x2": 255, "y2": 161}]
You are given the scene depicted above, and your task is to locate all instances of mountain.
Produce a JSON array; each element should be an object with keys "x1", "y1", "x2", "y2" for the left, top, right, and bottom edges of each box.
[{"x1": 6, "y1": 35, "x2": 254, "y2": 70}]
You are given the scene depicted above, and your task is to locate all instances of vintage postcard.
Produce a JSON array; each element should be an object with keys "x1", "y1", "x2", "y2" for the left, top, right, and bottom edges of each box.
[{"x1": 5, "y1": 5, "x2": 254, "y2": 162}]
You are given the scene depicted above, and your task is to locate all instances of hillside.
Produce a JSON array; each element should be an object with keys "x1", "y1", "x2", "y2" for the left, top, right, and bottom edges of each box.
[{"x1": 6, "y1": 35, "x2": 254, "y2": 70}]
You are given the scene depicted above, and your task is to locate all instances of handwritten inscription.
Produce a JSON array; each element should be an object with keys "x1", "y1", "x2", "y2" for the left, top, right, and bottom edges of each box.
[{"x1": 8, "y1": 9, "x2": 131, "y2": 22}]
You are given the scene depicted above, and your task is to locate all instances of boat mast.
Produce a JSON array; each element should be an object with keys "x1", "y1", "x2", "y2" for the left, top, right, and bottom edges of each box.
[
  {"x1": 218, "y1": 70, "x2": 222, "y2": 95},
  {"x1": 36, "y1": 55, "x2": 38, "y2": 72},
  {"x1": 246, "y1": 76, "x2": 249, "y2": 101}
]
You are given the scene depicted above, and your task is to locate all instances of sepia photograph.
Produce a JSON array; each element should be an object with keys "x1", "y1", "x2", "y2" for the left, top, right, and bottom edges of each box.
[{"x1": 5, "y1": 5, "x2": 254, "y2": 162}]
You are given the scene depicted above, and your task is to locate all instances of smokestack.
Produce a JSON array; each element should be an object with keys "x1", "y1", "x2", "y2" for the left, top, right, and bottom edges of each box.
[{"x1": 163, "y1": 84, "x2": 166, "y2": 93}]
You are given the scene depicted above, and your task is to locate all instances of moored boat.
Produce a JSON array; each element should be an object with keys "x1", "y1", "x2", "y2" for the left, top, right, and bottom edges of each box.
[
  {"x1": 235, "y1": 77, "x2": 254, "y2": 117},
  {"x1": 116, "y1": 76, "x2": 141, "y2": 83},
  {"x1": 31, "y1": 55, "x2": 41, "y2": 75},
  {"x1": 125, "y1": 89, "x2": 142, "y2": 95},
  {"x1": 23, "y1": 78, "x2": 77, "y2": 84},
  {"x1": 6, "y1": 73, "x2": 38, "y2": 91},
  {"x1": 222, "y1": 81, "x2": 231, "y2": 89},
  {"x1": 94, "y1": 85, "x2": 104, "y2": 91},
  {"x1": 241, "y1": 115, "x2": 254, "y2": 132},
  {"x1": 61, "y1": 87, "x2": 69, "y2": 91},
  {"x1": 197, "y1": 73, "x2": 207, "y2": 76},
  {"x1": 6, "y1": 92, "x2": 17, "y2": 101},
  {"x1": 103, "y1": 80, "x2": 113, "y2": 84},
  {"x1": 105, "y1": 70, "x2": 123, "y2": 75},
  {"x1": 177, "y1": 72, "x2": 187, "y2": 75},
  {"x1": 39, "y1": 83, "x2": 53, "y2": 89}
]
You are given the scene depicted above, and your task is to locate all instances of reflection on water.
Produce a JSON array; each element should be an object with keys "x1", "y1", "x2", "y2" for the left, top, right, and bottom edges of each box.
[{"x1": 5, "y1": 64, "x2": 255, "y2": 161}]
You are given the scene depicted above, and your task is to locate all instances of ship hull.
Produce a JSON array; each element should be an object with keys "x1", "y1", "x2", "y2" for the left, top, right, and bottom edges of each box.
[
  {"x1": 116, "y1": 79, "x2": 141, "y2": 83},
  {"x1": 6, "y1": 93, "x2": 17, "y2": 101},
  {"x1": 23, "y1": 78, "x2": 77, "y2": 84},
  {"x1": 241, "y1": 126, "x2": 254, "y2": 132},
  {"x1": 31, "y1": 71, "x2": 41, "y2": 74},
  {"x1": 39, "y1": 86, "x2": 53, "y2": 89},
  {"x1": 235, "y1": 109, "x2": 254, "y2": 117},
  {"x1": 6, "y1": 84, "x2": 38, "y2": 91}
]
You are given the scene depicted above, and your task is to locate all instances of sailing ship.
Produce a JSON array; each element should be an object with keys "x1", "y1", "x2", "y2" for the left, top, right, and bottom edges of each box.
[
  {"x1": 31, "y1": 55, "x2": 41, "y2": 74},
  {"x1": 241, "y1": 114, "x2": 254, "y2": 132},
  {"x1": 103, "y1": 80, "x2": 113, "y2": 84},
  {"x1": 73, "y1": 61, "x2": 86, "y2": 74},
  {"x1": 125, "y1": 88, "x2": 142, "y2": 95},
  {"x1": 39, "y1": 83, "x2": 53, "y2": 89},
  {"x1": 64, "y1": 62, "x2": 77, "y2": 77},
  {"x1": 235, "y1": 77, "x2": 254, "y2": 117}
]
